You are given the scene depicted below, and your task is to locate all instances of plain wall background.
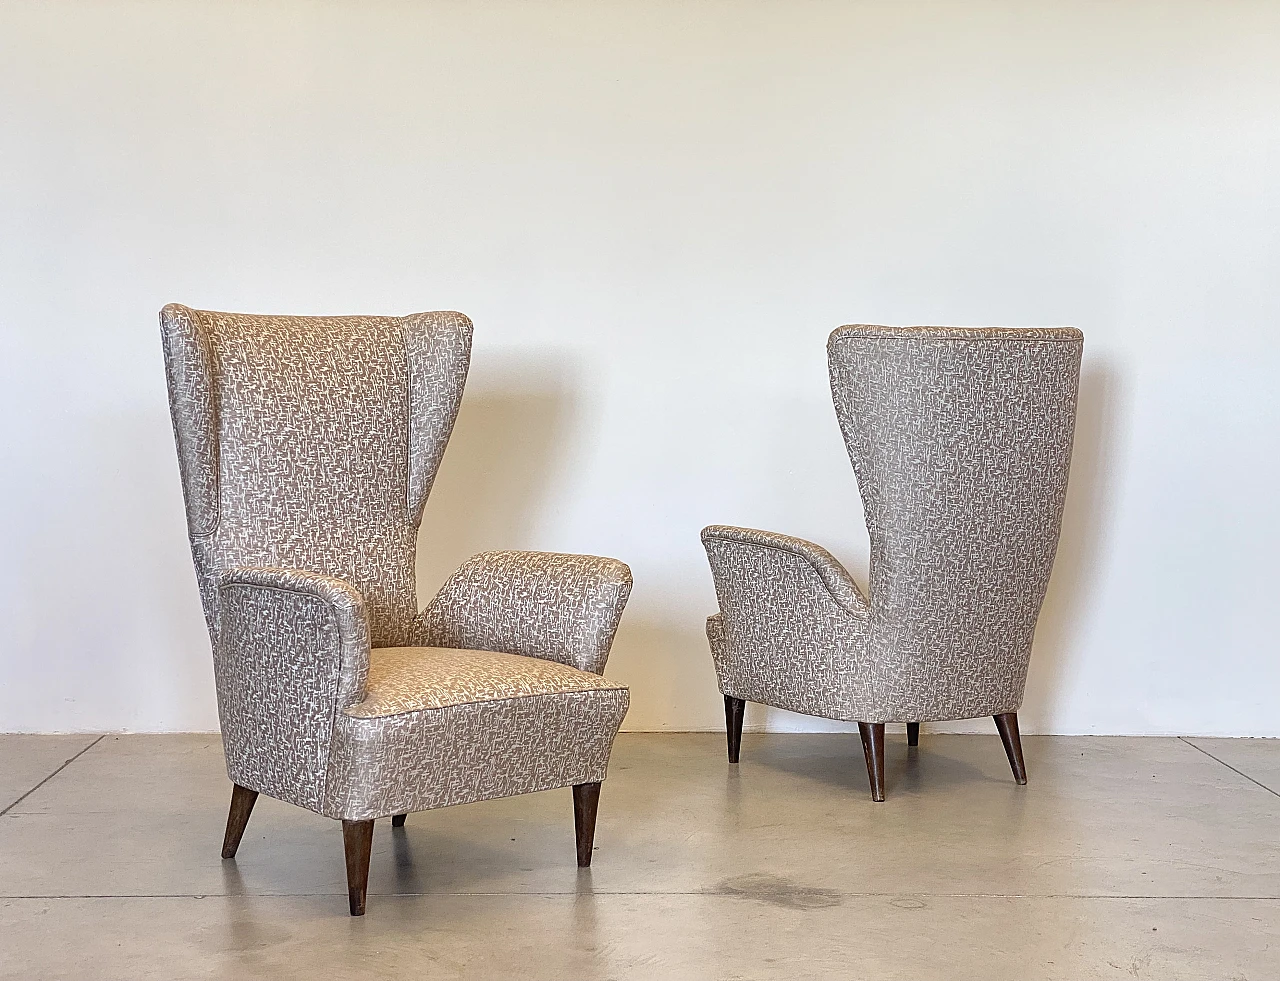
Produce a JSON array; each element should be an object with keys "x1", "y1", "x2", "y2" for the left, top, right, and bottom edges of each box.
[{"x1": 1, "y1": 0, "x2": 1277, "y2": 735}]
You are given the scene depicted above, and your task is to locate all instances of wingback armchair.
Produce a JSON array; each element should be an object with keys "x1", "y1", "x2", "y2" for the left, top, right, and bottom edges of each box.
[
  {"x1": 703, "y1": 325, "x2": 1082, "y2": 800},
  {"x1": 161, "y1": 305, "x2": 632, "y2": 914}
]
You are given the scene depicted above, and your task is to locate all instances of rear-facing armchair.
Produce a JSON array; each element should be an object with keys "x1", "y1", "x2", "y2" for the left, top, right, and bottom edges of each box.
[
  {"x1": 703, "y1": 325, "x2": 1082, "y2": 801},
  {"x1": 162, "y1": 305, "x2": 632, "y2": 914}
]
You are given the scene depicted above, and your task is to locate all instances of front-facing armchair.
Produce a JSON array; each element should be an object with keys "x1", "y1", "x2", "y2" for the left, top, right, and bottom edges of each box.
[
  {"x1": 161, "y1": 305, "x2": 631, "y2": 914},
  {"x1": 703, "y1": 325, "x2": 1082, "y2": 800}
]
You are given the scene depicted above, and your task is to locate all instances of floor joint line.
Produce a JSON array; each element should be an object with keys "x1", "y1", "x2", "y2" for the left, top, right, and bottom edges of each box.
[
  {"x1": 0, "y1": 735, "x2": 107, "y2": 817},
  {"x1": 4, "y1": 892, "x2": 1278, "y2": 901},
  {"x1": 1179, "y1": 736, "x2": 1280, "y2": 799}
]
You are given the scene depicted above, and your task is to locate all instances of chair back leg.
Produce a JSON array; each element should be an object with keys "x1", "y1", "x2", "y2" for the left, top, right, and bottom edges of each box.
[
  {"x1": 724, "y1": 696, "x2": 746, "y2": 763},
  {"x1": 221, "y1": 784, "x2": 258, "y2": 859},
  {"x1": 994, "y1": 712, "x2": 1028, "y2": 784}
]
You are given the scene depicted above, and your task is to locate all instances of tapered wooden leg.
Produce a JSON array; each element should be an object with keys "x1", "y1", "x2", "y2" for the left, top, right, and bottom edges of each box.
[
  {"x1": 724, "y1": 695, "x2": 746, "y2": 763},
  {"x1": 221, "y1": 784, "x2": 258, "y2": 859},
  {"x1": 391, "y1": 813, "x2": 407, "y2": 828},
  {"x1": 342, "y1": 819, "x2": 375, "y2": 916},
  {"x1": 906, "y1": 723, "x2": 920, "y2": 747},
  {"x1": 858, "y1": 722, "x2": 886, "y2": 801},
  {"x1": 994, "y1": 712, "x2": 1028, "y2": 785},
  {"x1": 572, "y1": 782, "x2": 601, "y2": 867}
]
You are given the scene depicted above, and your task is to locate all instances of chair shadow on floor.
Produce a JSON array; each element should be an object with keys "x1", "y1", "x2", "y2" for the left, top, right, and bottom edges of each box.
[
  {"x1": 740, "y1": 730, "x2": 997, "y2": 799},
  {"x1": 375, "y1": 798, "x2": 588, "y2": 895}
]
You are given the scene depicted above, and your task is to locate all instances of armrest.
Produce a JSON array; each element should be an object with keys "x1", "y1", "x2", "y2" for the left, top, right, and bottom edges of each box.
[
  {"x1": 414, "y1": 551, "x2": 632, "y2": 675},
  {"x1": 213, "y1": 566, "x2": 372, "y2": 811},
  {"x1": 701, "y1": 525, "x2": 869, "y2": 618},
  {"x1": 217, "y1": 566, "x2": 371, "y2": 713}
]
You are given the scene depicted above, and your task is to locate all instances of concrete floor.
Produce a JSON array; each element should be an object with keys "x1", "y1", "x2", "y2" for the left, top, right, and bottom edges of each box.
[{"x1": 1, "y1": 733, "x2": 1277, "y2": 980}]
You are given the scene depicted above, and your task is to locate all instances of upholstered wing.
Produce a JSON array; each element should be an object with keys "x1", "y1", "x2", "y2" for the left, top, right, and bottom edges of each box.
[{"x1": 160, "y1": 304, "x2": 472, "y2": 649}]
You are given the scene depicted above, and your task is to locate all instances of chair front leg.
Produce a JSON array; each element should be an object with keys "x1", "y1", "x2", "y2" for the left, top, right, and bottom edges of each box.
[
  {"x1": 342, "y1": 819, "x2": 375, "y2": 916},
  {"x1": 906, "y1": 722, "x2": 920, "y2": 747},
  {"x1": 858, "y1": 722, "x2": 886, "y2": 802},
  {"x1": 572, "y1": 783, "x2": 601, "y2": 867}
]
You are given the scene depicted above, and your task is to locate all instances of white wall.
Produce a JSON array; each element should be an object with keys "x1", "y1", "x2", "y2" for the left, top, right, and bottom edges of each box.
[{"x1": 1, "y1": 1, "x2": 1277, "y2": 735}]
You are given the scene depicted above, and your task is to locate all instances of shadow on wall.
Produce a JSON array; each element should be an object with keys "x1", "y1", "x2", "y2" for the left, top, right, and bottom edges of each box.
[
  {"x1": 416, "y1": 357, "x2": 577, "y2": 602},
  {"x1": 607, "y1": 616, "x2": 725, "y2": 731},
  {"x1": 1023, "y1": 357, "x2": 1124, "y2": 732}
]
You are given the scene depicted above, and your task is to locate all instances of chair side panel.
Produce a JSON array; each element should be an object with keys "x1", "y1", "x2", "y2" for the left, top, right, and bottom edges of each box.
[
  {"x1": 216, "y1": 585, "x2": 347, "y2": 810},
  {"x1": 705, "y1": 540, "x2": 872, "y2": 720}
]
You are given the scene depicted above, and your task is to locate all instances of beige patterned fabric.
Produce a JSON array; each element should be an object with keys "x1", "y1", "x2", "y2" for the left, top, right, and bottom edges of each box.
[
  {"x1": 161, "y1": 305, "x2": 471, "y2": 647},
  {"x1": 328, "y1": 648, "x2": 628, "y2": 820},
  {"x1": 326, "y1": 687, "x2": 628, "y2": 820},
  {"x1": 161, "y1": 305, "x2": 632, "y2": 821},
  {"x1": 414, "y1": 551, "x2": 633, "y2": 674},
  {"x1": 704, "y1": 325, "x2": 1082, "y2": 724},
  {"x1": 347, "y1": 646, "x2": 627, "y2": 718},
  {"x1": 215, "y1": 567, "x2": 371, "y2": 811}
]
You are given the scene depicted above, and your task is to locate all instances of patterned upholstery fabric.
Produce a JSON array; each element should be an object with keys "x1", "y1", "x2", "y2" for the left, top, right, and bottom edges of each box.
[
  {"x1": 161, "y1": 305, "x2": 632, "y2": 821},
  {"x1": 347, "y1": 646, "x2": 627, "y2": 718},
  {"x1": 414, "y1": 551, "x2": 633, "y2": 674},
  {"x1": 704, "y1": 325, "x2": 1082, "y2": 724},
  {"x1": 216, "y1": 567, "x2": 371, "y2": 812},
  {"x1": 328, "y1": 648, "x2": 628, "y2": 820}
]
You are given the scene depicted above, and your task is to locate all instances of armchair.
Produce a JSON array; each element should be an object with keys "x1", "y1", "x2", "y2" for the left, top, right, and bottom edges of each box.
[
  {"x1": 703, "y1": 325, "x2": 1082, "y2": 800},
  {"x1": 161, "y1": 305, "x2": 632, "y2": 914}
]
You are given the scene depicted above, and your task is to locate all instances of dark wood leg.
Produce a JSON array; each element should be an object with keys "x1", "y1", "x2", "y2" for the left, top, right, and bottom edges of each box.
[
  {"x1": 906, "y1": 723, "x2": 920, "y2": 747},
  {"x1": 858, "y1": 722, "x2": 886, "y2": 802},
  {"x1": 572, "y1": 782, "x2": 601, "y2": 868},
  {"x1": 221, "y1": 784, "x2": 258, "y2": 859},
  {"x1": 724, "y1": 695, "x2": 745, "y2": 764},
  {"x1": 994, "y1": 712, "x2": 1028, "y2": 785},
  {"x1": 342, "y1": 819, "x2": 375, "y2": 916},
  {"x1": 391, "y1": 813, "x2": 407, "y2": 828}
]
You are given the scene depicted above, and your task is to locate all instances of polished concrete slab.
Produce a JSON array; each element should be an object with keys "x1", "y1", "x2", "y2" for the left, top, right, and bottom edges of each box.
[
  {"x1": 3, "y1": 894, "x2": 1275, "y2": 981},
  {"x1": 2, "y1": 732, "x2": 1278, "y2": 979}
]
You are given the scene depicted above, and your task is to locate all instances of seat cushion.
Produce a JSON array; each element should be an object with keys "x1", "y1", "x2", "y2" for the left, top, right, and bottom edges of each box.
[
  {"x1": 346, "y1": 646, "x2": 625, "y2": 717},
  {"x1": 323, "y1": 646, "x2": 629, "y2": 820}
]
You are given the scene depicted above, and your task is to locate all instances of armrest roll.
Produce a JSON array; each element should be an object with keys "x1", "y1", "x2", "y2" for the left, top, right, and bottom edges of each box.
[
  {"x1": 415, "y1": 550, "x2": 632, "y2": 674},
  {"x1": 701, "y1": 525, "x2": 869, "y2": 617}
]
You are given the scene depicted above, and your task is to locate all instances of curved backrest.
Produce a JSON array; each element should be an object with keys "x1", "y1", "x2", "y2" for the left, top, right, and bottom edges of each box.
[
  {"x1": 160, "y1": 305, "x2": 472, "y2": 648},
  {"x1": 828, "y1": 325, "x2": 1082, "y2": 718}
]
